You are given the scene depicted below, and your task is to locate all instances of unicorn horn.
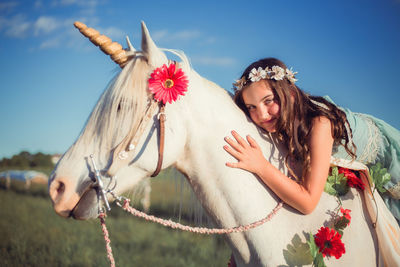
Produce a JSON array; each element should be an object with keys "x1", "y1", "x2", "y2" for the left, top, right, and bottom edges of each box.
[{"x1": 74, "y1": 21, "x2": 129, "y2": 68}]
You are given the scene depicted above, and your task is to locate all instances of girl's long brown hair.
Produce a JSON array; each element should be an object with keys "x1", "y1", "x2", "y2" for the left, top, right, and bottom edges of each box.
[{"x1": 234, "y1": 58, "x2": 356, "y2": 181}]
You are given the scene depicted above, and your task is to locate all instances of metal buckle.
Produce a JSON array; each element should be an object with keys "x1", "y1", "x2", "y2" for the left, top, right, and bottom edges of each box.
[{"x1": 90, "y1": 154, "x2": 111, "y2": 211}]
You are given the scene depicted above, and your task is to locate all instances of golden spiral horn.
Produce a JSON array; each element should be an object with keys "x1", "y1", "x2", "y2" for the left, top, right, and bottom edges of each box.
[{"x1": 74, "y1": 21, "x2": 129, "y2": 68}]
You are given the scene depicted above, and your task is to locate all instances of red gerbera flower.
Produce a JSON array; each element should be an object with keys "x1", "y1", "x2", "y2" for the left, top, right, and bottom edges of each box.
[
  {"x1": 338, "y1": 167, "x2": 365, "y2": 191},
  {"x1": 340, "y1": 207, "x2": 351, "y2": 224},
  {"x1": 314, "y1": 227, "x2": 346, "y2": 259},
  {"x1": 148, "y1": 63, "x2": 189, "y2": 104}
]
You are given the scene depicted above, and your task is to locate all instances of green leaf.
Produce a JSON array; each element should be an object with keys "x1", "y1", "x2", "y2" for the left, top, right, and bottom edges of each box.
[
  {"x1": 370, "y1": 163, "x2": 391, "y2": 193},
  {"x1": 324, "y1": 181, "x2": 337, "y2": 196},
  {"x1": 334, "y1": 217, "x2": 349, "y2": 231},
  {"x1": 336, "y1": 229, "x2": 344, "y2": 237},
  {"x1": 307, "y1": 232, "x2": 328, "y2": 267},
  {"x1": 324, "y1": 167, "x2": 349, "y2": 196},
  {"x1": 307, "y1": 232, "x2": 318, "y2": 258},
  {"x1": 283, "y1": 234, "x2": 313, "y2": 265},
  {"x1": 335, "y1": 175, "x2": 349, "y2": 196},
  {"x1": 314, "y1": 252, "x2": 327, "y2": 267},
  {"x1": 332, "y1": 166, "x2": 339, "y2": 176}
]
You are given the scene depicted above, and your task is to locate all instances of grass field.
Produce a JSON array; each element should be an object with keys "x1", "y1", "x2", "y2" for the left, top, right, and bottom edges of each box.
[{"x1": 0, "y1": 169, "x2": 231, "y2": 267}]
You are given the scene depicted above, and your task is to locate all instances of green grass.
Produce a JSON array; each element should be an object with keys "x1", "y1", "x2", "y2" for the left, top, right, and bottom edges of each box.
[{"x1": 0, "y1": 170, "x2": 231, "y2": 267}]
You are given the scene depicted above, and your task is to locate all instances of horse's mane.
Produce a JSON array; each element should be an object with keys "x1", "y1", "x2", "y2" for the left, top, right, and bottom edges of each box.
[
  {"x1": 78, "y1": 57, "x2": 148, "y2": 150},
  {"x1": 80, "y1": 49, "x2": 191, "y2": 151},
  {"x1": 77, "y1": 50, "x2": 210, "y2": 224}
]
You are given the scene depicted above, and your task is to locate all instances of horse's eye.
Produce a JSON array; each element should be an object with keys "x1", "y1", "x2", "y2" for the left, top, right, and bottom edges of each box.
[{"x1": 117, "y1": 103, "x2": 122, "y2": 112}]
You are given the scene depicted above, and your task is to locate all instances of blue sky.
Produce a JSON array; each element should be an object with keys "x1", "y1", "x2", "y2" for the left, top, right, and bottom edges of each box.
[{"x1": 0, "y1": 0, "x2": 399, "y2": 159}]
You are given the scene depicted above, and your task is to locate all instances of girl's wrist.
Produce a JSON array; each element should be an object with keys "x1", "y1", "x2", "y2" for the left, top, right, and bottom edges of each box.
[{"x1": 256, "y1": 158, "x2": 271, "y2": 178}]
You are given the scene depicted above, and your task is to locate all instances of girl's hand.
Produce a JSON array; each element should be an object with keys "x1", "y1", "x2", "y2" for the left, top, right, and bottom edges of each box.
[{"x1": 224, "y1": 130, "x2": 268, "y2": 175}]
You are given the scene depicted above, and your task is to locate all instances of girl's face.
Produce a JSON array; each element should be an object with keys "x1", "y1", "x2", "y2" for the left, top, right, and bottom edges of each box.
[{"x1": 242, "y1": 80, "x2": 280, "y2": 133}]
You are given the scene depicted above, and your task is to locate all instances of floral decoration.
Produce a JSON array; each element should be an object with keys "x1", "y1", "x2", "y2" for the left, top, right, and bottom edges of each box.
[
  {"x1": 307, "y1": 207, "x2": 351, "y2": 267},
  {"x1": 148, "y1": 63, "x2": 189, "y2": 104},
  {"x1": 306, "y1": 163, "x2": 391, "y2": 266},
  {"x1": 233, "y1": 77, "x2": 246, "y2": 91},
  {"x1": 270, "y1": 65, "x2": 285, "y2": 80},
  {"x1": 338, "y1": 167, "x2": 365, "y2": 190},
  {"x1": 307, "y1": 166, "x2": 362, "y2": 266},
  {"x1": 285, "y1": 67, "x2": 298, "y2": 84},
  {"x1": 249, "y1": 67, "x2": 267, "y2": 82},
  {"x1": 233, "y1": 65, "x2": 298, "y2": 92},
  {"x1": 339, "y1": 207, "x2": 351, "y2": 225},
  {"x1": 314, "y1": 226, "x2": 346, "y2": 259}
]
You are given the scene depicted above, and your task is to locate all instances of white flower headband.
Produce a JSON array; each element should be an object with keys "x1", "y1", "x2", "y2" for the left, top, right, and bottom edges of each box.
[{"x1": 233, "y1": 65, "x2": 298, "y2": 91}]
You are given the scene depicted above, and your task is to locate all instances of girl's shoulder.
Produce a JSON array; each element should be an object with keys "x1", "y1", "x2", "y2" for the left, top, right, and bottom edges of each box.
[
  {"x1": 311, "y1": 115, "x2": 331, "y2": 127},
  {"x1": 310, "y1": 116, "x2": 333, "y2": 138}
]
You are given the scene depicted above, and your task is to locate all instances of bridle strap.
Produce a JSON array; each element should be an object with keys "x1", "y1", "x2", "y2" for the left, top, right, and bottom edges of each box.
[
  {"x1": 108, "y1": 61, "x2": 180, "y2": 178},
  {"x1": 151, "y1": 103, "x2": 165, "y2": 177},
  {"x1": 106, "y1": 101, "x2": 158, "y2": 177}
]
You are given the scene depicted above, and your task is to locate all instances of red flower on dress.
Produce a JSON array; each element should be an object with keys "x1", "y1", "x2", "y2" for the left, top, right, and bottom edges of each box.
[
  {"x1": 340, "y1": 207, "x2": 351, "y2": 225},
  {"x1": 148, "y1": 63, "x2": 189, "y2": 104},
  {"x1": 338, "y1": 167, "x2": 365, "y2": 191},
  {"x1": 314, "y1": 227, "x2": 346, "y2": 259}
]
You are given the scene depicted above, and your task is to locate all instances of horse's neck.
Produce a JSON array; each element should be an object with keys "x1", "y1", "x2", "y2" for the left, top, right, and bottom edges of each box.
[{"x1": 175, "y1": 77, "x2": 282, "y2": 226}]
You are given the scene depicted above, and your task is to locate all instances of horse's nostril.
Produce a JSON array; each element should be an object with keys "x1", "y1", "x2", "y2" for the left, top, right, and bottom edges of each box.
[
  {"x1": 49, "y1": 179, "x2": 65, "y2": 203},
  {"x1": 49, "y1": 177, "x2": 81, "y2": 218},
  {"x1": 57, "y1": 181, "x2": 65, "y2": 194}
]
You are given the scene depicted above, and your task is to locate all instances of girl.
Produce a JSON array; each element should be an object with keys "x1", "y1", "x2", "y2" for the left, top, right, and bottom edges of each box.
[{"x1": 224, "y1": 57, "x2": 400, "y2": 223}]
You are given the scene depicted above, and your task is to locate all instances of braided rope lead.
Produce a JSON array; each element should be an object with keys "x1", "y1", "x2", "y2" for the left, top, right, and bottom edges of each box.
[
  {"x1": 121, "y1": 199, "x2": 283, "y2": 234},
  {"x1": 99, "y1": 213, "x2": 116, "y2": 267}
]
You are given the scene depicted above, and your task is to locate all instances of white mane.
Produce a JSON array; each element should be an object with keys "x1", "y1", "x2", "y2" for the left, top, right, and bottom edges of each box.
[
  {"x1": 81, "y1": 58, "x2": 150, "y2": 150},
  {"x1": 85, "y1": 49, "x2": 191, "y2": 148}
]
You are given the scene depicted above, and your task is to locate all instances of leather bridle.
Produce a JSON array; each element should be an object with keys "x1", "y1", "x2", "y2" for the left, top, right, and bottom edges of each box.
[
  {"x1": 90, "y1": 100, "x2": 166, "y2": 212},
  {"x1": 150, "y1": 103, "x2": 165, "y2": 177}
]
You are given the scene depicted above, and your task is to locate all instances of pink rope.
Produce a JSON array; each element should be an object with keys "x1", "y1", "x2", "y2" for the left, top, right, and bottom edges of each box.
[
  {"x1": 98, "y1": 199, "x2": 283, "y2": 266},
  {"x1": 121, "y1": 199, "x2": 283, "y2": 234},
  {"x1": 99, "y1": 213, "x2": 116, "y2": 267}
]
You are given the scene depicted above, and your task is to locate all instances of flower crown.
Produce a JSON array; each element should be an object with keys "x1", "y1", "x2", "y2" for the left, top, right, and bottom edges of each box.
[{"x1": 233, "y1": 65, "x2": 298, "y2": 91}]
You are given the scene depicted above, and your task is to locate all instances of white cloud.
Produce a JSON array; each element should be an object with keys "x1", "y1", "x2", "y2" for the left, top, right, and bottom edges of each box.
[
  {"x1": 39, "y1": 37, "x2": 61, "y2": 49},
  {"x1": 173, "y1": 30, "x2": 201, "y2": 41},
  {"x1": 34, "y1": 17, "x2": 122, "y2": 50},
  {"x1": 0, "y1": 0, "x2": 105, "y2": 51},
  {"x1": 193, "y1": 56, "x2": 236, "y2": 66},
  {"x1": 152, "y1": 30, "x2": 168, "y2": 42},
  {"x1": 2, "y1": 14, "x2": 31, "y2": 38},
  {"x1": 65, "y1": 16, "x2": 99, "y2": 29},
  {"x1": 152, "y1": 29, "x2": 203, "y2": 43},
  {"x1": 34, "y1": 16, "x2": 59, "y2": 36},
  {"x1": 54, "y1": 0, "x2": 99, "y2": 16},
  {"x1": 99, "y1": 26, "x2": 125, "y2": 41}
]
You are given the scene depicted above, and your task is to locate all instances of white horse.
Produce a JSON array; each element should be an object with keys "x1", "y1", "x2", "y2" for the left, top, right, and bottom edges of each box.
[{"x1": 49, "y1": 22, "x2": 391, "y2": 266}]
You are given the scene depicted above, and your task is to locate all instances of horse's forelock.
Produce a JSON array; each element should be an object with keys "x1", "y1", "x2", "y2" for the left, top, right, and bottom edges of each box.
[
  {"x1": 74, "y1": 49, "x2": 192, "y2": 163},
  {"x1": 81, "y1": 57, "x2": 152, "y2": 150}
]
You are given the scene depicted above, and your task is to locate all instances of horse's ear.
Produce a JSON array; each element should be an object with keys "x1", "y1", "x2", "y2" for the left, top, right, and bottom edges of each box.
[{"x1": 141, "y1": 21, "x2": 167, "y2": 67}]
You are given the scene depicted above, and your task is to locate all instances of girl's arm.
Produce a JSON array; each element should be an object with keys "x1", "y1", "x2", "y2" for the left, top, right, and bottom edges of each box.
[{"x1": 224, "y1": 116, "x2": 333, "y2": 214}]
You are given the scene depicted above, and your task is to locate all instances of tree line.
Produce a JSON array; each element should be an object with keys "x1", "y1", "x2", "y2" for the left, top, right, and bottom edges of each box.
[{"x1": 0, "y1": 151, "x2": 54, "y2": 169}]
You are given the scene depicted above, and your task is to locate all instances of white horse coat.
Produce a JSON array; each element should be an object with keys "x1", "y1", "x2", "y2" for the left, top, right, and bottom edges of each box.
[{"x1": 49, "y1": 22, "x2": 397, "y2": 266}]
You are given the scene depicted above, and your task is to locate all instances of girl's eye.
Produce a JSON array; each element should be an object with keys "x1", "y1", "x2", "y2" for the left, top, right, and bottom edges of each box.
[
  {"x1": 247, "y1": 106, "x2": 255, "y2": 111},
  {"x1": 264, "y1": 98, "x2": 274, "y2": 105}
]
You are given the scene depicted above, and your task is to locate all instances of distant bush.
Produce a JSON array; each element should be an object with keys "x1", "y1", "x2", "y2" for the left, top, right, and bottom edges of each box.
[{"x1": 0, "y1": 151, "x2": 54, "y2": 170}]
